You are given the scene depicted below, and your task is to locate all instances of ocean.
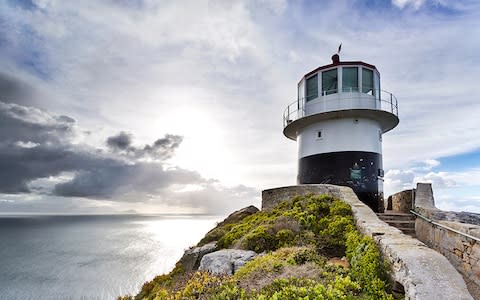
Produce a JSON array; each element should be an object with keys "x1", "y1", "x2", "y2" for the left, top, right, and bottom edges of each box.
[{"x1": 0, "y1": 214, "x2": 220, "y2": 300}]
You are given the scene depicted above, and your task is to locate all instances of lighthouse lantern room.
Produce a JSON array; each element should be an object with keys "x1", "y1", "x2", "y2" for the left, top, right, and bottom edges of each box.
[{"x1": 283, "y1": 53, "x2": 399, "y2": 212}]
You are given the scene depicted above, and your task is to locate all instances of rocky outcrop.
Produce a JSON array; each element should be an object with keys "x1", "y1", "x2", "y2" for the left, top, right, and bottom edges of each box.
[
  {"x1": 198, "y1": 249, "x2": 257, "y2": 275},
  {"x1": 197, "y1": 205, "x2": 259, "y2": 246},
  {"x1": 178, "y1": 242, "x2": 217, "y2": 273},
  {"x1": 218, "y1": 205, "x2": 259, "y2": 226}
]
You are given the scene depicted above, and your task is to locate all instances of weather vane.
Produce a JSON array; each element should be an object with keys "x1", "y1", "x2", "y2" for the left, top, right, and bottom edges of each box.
[{"x1": 337, "y1": 43, "x2": 342, "y2": 54}]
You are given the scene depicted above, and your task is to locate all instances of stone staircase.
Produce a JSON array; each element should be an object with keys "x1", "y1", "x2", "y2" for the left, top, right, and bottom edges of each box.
[{"x1": 376, "y1": 211, "x2": 416, "y2": 237}]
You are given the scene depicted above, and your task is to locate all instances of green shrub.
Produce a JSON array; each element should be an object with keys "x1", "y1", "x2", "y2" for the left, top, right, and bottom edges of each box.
[
  {"x1": 275, "y1": 229, "x2": 294, "y2": 248},
  {"x1": 346, "y1": 231, "x2": 393, "y2": 300},
  {"x1": 258, "y1": 276, "x2": 361, "y2": 300},
  {"x1": 217, "y1": 194, "x2": 358, "y2": 253},
  {"x1": 243, "y1": 225, "x2": 277, "y2": 252}
]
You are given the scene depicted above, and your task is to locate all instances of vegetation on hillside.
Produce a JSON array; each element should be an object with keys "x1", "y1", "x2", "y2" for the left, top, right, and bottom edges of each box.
[{"x1": 119, "y1": 194, "x2": 394, "y2": 300}]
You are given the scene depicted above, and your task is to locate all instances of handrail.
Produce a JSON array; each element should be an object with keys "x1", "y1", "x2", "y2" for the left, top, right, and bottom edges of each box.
[
  {"x1": 283, "y1": 89, "x2": 399, "y2": 128},
  {"x1": 410, "y1": 209, "x2": 480, "y2": 243}
]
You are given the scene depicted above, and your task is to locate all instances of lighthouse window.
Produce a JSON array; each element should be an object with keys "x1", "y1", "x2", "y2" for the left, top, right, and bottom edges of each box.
[
  {"x1": 322, "y1": 68, "x2": 338, "y2": 95},
  {"x1": 362, "y1": 68, "x2": 374, "y2": 95},
  {"x1": 306, "y1": 74, "x2": 318, "y2": 102},
  {"x1": 342, "y1": 67, "x2": 358, "y2": 92}
]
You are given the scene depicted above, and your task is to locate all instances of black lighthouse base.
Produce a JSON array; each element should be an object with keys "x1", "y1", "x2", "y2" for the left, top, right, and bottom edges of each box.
[{"x1": 298, "y1": 151, "x2": 384, "y2": 212}]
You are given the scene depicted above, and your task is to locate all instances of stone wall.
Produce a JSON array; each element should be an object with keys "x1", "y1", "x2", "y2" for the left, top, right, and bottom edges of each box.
[
  {"x1": 262, "y1": 184, "x2": 473, "y2": 299},
  {"x1": 390, "y1": 189, "x2": 415, "y2": 213},
  {"x1": 414, "y1": 183, "x2": 480, "y2": 299}
]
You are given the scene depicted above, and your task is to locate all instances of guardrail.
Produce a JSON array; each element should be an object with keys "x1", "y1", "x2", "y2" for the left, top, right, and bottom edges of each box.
[{"x1": 283, "y1": 89, "x2": 398, "y2": 128}]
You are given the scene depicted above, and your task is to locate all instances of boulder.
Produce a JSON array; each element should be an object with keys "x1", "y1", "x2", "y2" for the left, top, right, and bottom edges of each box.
[
  {"x1": 178, "y1": 242, "x2": 217, "y2": 272},
  {"x1": 199, "y1": 249, "x2": 257, "y2": 275},
  {"x1": 197, "y1": 205, "x2": 259, "y2": 246},
  {"x1": 217, "y1": 205, "x2": 259, "y2": 227}
]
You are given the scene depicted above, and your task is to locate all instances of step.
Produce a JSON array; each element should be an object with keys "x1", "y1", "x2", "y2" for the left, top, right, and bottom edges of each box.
[
  {"x1": 378, "y1": 215, "x2": 416, "y2": 221},
  {"x1": 381, "y1": 211, "x2": 412, "y2": 215},
  {"x1": 378, "y1": 213, "x2": 415, "y2": 218},
  {"x1": 397, "y1": 227, "x2": 416, "y2": 235},
  {"x1": 377, "y1": 213, "x2": 415, "y2": 221},
  {"x1": 383, "y1": 220, "x2": 415, "y2": 228}
]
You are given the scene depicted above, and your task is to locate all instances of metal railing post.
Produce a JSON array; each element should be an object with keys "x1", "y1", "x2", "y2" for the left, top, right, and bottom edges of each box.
[{"x1": 390, "y1": 93, "x2": 393, "y2": 113}]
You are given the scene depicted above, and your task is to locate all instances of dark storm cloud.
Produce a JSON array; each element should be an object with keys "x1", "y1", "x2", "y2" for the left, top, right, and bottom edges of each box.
[
  {"x1": 0, "y1": 142, "x2": 121, "y2": 193},
  {"x1": 0, "y1": 101, "x2": 74, "y2": 144},
  {"x1": 0, "y1": 72, "x2": 37, "y2": 106},
  {"x1": 0, "y1": 101, "x2": 257, "y2": 213},
  {"x1": 107, "y1": 131, "x2": 132, "y2": 151},
  {"x1": 106, "y1": 131, "x2": 183, "y2": 160},
  {"x1": 53, "y1": 164, "x2": 203, "y2": 199},
  {"x1": 0, "y1": 100, "x2": 186, "y2": 196}
]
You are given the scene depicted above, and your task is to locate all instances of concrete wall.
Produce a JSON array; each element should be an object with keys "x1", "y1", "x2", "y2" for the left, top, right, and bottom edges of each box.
[
  {"x1": 414, "y1": 183, "x2": 480, "y2": 299},
  {"x1": 262, "y1": 184, "x2": 473, "y2": 299}
]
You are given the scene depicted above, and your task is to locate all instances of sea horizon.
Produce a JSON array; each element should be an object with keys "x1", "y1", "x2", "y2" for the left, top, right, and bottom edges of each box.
[{"x1": 0, "y1": 213, "x2": 222, "y2": 300}]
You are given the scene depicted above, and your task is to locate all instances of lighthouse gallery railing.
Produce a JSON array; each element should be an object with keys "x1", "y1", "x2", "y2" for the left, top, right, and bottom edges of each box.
[{"x1": 283, "y1": 89, "x2": 398, "y2": 128}]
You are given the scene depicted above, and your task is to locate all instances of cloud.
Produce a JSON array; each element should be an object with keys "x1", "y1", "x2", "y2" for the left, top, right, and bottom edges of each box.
[
  {"x1": 413, "y1": 171, "x2": 457, "y2": 188},
  {"x1": 0, "y1": 101, "x2": 258, "y2": 213},
  {"x1": 422, "y1": 159, "x2": 440, "y2": 170},
  {"x1": 106, "y1": 131, "x2": 183, "y2": 160},
  {"x1": 0, "y1": 101, "x2": 75, "y2": 145},
  {"x1": 392, "y1": 0, "x2": 426, "y2": 9},
  {"x1": 106, "y1": 131, "x2": 132, "y2": 151},
  {"x1": 0, "y1": 72, "x2": 37, "y2": 105}
]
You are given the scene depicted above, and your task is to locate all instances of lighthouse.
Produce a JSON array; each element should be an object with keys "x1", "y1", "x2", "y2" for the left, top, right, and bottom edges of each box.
[{"x1": 283, "y1": 53, "x2": 399, "y2": 212}]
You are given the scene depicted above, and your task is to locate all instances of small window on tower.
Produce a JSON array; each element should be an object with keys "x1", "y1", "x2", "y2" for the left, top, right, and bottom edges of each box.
[
  {"x1": 342, "y1": 67, "x2": 358, "y2": 92},
  {"x1": 306, "y1": 74, "x2": 318, "y2": 102},
  {"x1": 322, "y1": 68, "x2": 338, "y2": 95},
  {"x1": 316, "y1": 130, "x2": 323, "y2": 140},
  {"x1": 362, "y1": 68, "x2": 374, "y2": 95}
]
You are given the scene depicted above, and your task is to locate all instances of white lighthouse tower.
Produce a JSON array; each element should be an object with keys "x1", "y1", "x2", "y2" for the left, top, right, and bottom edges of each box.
[{"x1": 283, "y1": 53, "x2": 399, "y2": 212}]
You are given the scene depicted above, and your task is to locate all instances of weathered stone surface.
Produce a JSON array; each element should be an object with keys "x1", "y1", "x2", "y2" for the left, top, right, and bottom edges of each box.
[
  {"x1": 217, "y1": 205, "x2": 259, "y2": 226},
  {"x1": 414, "y1": 183, "x2": 439, "y2": 216},
  {"x1": 390, "y1": 189, "x2": 414, "y2": 213},
  {"x1": 178, "y1": 242, "x2": 217, "y2": 272},
  {"x1": 385, "y1": 195, "x2": 393, "y2": 211},
  {"x1": 262, "y1": 184, "x2": 474, "y2": 299},
  {"x1": 198, "y1": 205, "x2": 259, "y2": 246},
  {"x1": 199, "y1": 249, "x2": 257, "y2": 275}
]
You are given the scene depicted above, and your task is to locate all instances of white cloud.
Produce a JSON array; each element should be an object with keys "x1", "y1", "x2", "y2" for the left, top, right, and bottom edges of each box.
[
  {"x1": 413, "y1": 171, "x2": 457, "y2": 188},
  {"x1": 392, "y1": 0, "x2": 426, "y2": 9},
  {"x1": 422, "y1": 159, "x2": 440, "y2": 170}
]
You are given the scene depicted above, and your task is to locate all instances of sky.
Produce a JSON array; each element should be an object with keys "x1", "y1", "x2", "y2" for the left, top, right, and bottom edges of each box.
[{"x1": 0, "y1": 0, "x2": 479, "y2": 215}]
